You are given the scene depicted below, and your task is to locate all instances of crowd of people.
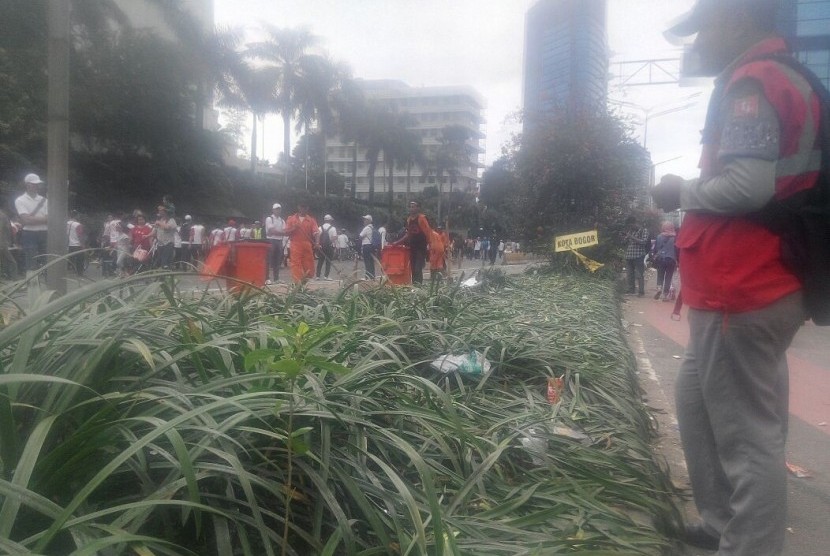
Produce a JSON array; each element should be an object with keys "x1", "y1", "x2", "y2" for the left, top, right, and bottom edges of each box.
[{"x1": 2, "y1": 179, "x2": 519, "y2": 286}]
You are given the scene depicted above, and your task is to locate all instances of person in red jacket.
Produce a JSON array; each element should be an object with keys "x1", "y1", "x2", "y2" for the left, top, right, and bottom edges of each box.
[
  {"x1": 284, "y1": 202, "x2": 319, "y2": 284},
  {"x1": 654, "y1": 1, "x2": 822, "y2": 554}
]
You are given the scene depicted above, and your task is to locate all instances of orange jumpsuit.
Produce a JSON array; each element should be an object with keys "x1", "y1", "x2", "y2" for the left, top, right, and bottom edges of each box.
[
  {"x1": 429, "y1": 230, "x2": 446, "y2": 272},
  {"x1": 285, "y1": 214, "x2": 319, "y2": 283}
]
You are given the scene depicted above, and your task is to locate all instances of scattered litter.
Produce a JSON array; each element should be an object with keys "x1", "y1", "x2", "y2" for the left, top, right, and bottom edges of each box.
[
  {"x1": 638, "y1": 311, "x2": 644, "y2": 314},
  {"x1": 520, "y1": 427, "x2": 547, "y2": 465},
  {"x1": 631, "y1": 323, "x2": 643, "y2": 327},
  {"x1": 460, "y1": 271, "x2": 481, "y2": 288},
  {"x1": 552, "y1": 426, "x2": 590, "y2": 442},
  {"x1": 787, "y1": 527, "x2": 794, "y2": 534},
  {"x1": 431, "y1": 350, "x2": 491, "y2": 376},
  {"x1": 547, "y1": 376, "x2": 564, "y2": 404},
  {"x1": 786, "y1": 461, "x2": 812, "y2": 478},
  {"x1": 818, "y1": 422, "x2": 827, "y2": 427},
  {"x1": 672, "y1": 355, "x2": 682, "y2": 359}
]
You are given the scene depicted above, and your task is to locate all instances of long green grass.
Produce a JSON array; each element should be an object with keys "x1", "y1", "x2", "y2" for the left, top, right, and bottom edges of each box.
[{"x1": 0, "y1": 271, "x2": 680, "y2": 555}]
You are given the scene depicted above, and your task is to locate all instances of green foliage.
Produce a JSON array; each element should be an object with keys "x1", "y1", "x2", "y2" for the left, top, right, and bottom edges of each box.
[
  {"x1": 0, "y1": 272, "x2": 681, "y2": 554},
  {"x1": 481, "y1": 109, "x2": 653, "y2": 266}
]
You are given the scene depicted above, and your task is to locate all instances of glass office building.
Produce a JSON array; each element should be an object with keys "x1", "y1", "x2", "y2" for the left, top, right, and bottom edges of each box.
[
  {"x1": 522, "y1": 0, "x2": 609, "y2": 129},
  {"x1": 778, "y1": 0, "x2": 830, "y2": 88}
]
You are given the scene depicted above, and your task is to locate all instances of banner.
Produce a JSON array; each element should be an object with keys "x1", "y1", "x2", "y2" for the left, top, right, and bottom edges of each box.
[{"x1": 553, "y1": 230, "x2": 598, "y2": 252}]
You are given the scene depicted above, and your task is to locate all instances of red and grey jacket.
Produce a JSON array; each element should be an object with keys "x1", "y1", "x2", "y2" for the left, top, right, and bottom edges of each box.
[{"x1": 678, "y1": 37, "x2": 822, "y2": 313}]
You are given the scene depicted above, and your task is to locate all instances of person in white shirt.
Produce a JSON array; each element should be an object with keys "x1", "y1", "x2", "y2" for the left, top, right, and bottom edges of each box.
[
  {"x1": 209, "y1": 225, "x2": 226, "y2": 250},
  {"x1": 239, "y1": 221, "x2": 252, "y2": 240},
  {"x1": 336, "y1": 229, "x2": 349, "y2": 260},
  {"x1": 265, "y1": 203, "x2": 286, "y2": 282},
  {"x1": 377, "y1": 224, "x2": 387, "y2": 250},
  {"x1": 316, "y1": 214, "x2": 337, "y2": 280},
  {"x1": 14, "y1": 173, "x2": 48, "y2": 272},
  {"x1": 189, "y1": 220, "x2": 207, "y2": 262},
  {"x1": 100, "y1": 214, "x2": 117, "y2": 276},
  {"x1": 152, "y1": 205, "x2": 177, "y2": 269},
  {"x1": 359, "y1": 215, "x2": 375, "y2": 279},
  {"x1": 224, "y1": 219, "x2": 238, "y2": 243},
  {"x1": 66, "y1": 210, "x2": 85, "y2": 276}
]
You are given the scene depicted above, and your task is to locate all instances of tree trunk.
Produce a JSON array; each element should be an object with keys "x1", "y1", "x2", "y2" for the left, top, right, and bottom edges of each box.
[
  {"x1": 250, "y1": 114, "x2": 258, "y2": 173},
  {"x1": 406, "y1": 162, "x2": 411, "y2": 206},
  {"x1": 387, "y1": 155, "x2": 394, "y2": 209},
  {"x1": 351, "y1": 142, "x2": 358, "y2": 199},
  {"x1": 436, "y1": 168, "x2": 444, "y2": 224},
  {"x1": 368, "y1": 156, "x2": 377, "y2": 203},
  {"x1": 282, "y1": 102, "x2": 291, "y2": 186}
]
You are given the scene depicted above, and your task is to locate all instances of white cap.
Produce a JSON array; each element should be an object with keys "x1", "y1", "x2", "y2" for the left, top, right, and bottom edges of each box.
[
  {"x1": 324, "y1": 214, "x2": 333, "y2": 221},
  {"x1": 362, "y1": 214, "x2": 372, "y2": 223},
  {"x1": 272, "y1": 203, "x2": 281, "y2": 209},
  {"x1": 184, "y1": 215, "x2": 192, "y2": 220},
  {"x1": 24, "y1": 173, "x2": 43, "y2": 185}
]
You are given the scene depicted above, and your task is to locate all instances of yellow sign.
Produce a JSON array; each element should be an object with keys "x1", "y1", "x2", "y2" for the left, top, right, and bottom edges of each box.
[{"x1": 554, "y1": 230, "x2": 599, "y2": 252}]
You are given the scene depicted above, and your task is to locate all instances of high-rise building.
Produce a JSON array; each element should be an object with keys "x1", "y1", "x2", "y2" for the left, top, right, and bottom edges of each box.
[
  {"x1": 778, "y1": 0, "x2": 830, "y2": 88},
  {"x1": 325, "y1": 80, "x2": 485, "y2": 198},
  {"x1": 522, "y1": 0, "x2": 609, "y2": 128}
]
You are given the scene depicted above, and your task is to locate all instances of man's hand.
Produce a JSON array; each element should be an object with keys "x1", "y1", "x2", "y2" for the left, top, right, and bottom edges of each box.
[{"x1": 652, "y1": 174, "x2": 684, "y2": 211}]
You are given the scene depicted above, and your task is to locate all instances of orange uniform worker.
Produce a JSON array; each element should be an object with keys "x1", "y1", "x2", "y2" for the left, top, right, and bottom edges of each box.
[
  {"x1": 391, "y1": 200, "x2": 433, "y2": 284},
  {"x1": 428, "y1": 228, "x2": 446, "y2": 282},
  {"x1": 284, "y1": 202, "x2": 319, "y2": 283}
]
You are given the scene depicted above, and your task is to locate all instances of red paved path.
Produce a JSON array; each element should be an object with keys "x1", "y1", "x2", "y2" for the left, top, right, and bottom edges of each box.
[{"x1": 631, "y1": 295, "x2": 830, "y2": 435}]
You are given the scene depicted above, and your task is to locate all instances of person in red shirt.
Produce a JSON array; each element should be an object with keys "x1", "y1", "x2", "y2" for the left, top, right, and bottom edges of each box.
[
  {"x1": 391, "y1": 200, "x2": 433, "y2": 284},
  {"x1": 654, "y1": 1, "x2": 822, "y2": 553},
  {"x1": 284, "y1": 202, "x2": 319, "y2": 283},
  {"x1": 130, "y1": 212, "x2": 153, "y2": 251}
]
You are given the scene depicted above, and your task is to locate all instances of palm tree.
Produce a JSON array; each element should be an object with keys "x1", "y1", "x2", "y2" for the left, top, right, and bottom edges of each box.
[
  {"x1": 331, "y1": 79, "x2": 368, "y2": 199},
  {"x1": 360, "y1": 102, "x2": 394, "y2": 204},
  {"x1": 295, "y1": 56, "x2": 346, "y2": 195},
  {"x1": 144, "y1": 0, "x2": 247, "y2": 131},
  {"x1": 436, "y1": 125, "x2": 474, "y2": 224},
  {"x1": 246, "y1": 26, "x2": 321, "y2": 174},
  {"x1": 382, "y1": 113, "x2": 420, "y2": 209},
  {"x1": 223, "y1": 64, "x2": 276, "y2": 172},
  {"x1": 396, "y1": 127, "x2": 425, "y2": 207}
]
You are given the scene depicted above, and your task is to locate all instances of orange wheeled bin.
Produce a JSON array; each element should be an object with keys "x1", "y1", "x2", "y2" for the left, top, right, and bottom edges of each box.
[
  {"x1": 381, "y1": 245, "x2": 411, "y2": 285},
  {"x1": 200, "y1": 241, "x2": 270, "y2": 291},
  {"x1": 228, "y1": 241, "x2": 270, "y2": 290}
]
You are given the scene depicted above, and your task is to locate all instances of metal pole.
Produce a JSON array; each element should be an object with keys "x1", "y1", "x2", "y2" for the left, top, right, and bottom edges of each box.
[{"x1": 46, "y1": 0, "x2": 70, "y2": 294}]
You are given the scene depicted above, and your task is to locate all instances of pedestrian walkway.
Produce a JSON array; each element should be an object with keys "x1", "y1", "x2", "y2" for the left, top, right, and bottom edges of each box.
[{"x1": 623, "y1": 291, "x2": 830, "y2": 556}]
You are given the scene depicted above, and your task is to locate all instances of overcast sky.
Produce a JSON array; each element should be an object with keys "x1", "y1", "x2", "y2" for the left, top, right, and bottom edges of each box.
[{"x1": 214, "y1": 0, "x2": 710, "y2": 180}]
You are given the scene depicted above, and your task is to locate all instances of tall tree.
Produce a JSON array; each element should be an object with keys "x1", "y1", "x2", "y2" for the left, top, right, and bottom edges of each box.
[
  {"x1": 295, "y1": 56, "x2": 346, "y2": 195},
  {"x1": 331, "y1": 79, "x2": 368, "y2": 199},
  {"x1": 382, "y1": 113, "x2": 420, "y2": 209},
  {"x1": 246, "y1": 26, "x2": 320, "y2": 171},
  {"x1": 223, "y1": 64, "x2": 277, "y2": 172}
]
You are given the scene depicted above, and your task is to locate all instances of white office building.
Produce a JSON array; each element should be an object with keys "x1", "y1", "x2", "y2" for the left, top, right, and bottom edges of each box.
[{"x1": 326, "y1": 80, "x2": 486, "y2": 199}]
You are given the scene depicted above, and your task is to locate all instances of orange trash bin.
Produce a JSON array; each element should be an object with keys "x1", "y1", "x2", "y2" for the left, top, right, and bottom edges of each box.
[
  {"x1": 200, "y1": 244, "x2": 231, "y2": 280},
  {"x1": 229, "y1": 240, "x2": 270, "y2": 290},
  {"x1": 381, "y1": 245, "x2": 411, "y2": 285}
]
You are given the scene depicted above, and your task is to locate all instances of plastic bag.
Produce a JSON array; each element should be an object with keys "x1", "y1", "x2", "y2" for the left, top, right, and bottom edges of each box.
[{"x1": 430, "y1": 350, "x2": 491, "y2": 376}]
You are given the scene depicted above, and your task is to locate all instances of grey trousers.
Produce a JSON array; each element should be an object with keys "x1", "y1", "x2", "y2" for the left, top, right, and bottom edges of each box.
[{"x1": 676, "y1": 292, "x2": 805, "y2": 556}]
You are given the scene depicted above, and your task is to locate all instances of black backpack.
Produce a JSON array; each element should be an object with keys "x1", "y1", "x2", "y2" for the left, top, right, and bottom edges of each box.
[
  {"x1": 320, "y1": 224, "x2": 332, "y2": 248},
  {"x1": 752, "y1": 54, "x2": 830, "y2": 324},
  {"x1": 371, "y1": 227, "x2": 382, "y2": 252}
]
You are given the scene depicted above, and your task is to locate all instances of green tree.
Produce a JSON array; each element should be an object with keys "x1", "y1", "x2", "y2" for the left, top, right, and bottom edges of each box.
[
  {"x1": 510, "y1": 108, "x2": 651, "y2": 261},
  {"x1": 246, "y1": 26, "x2": 321, "y2": 170},
  {"x1": 330, "y1": 79, "x2": 367, "y2": 199}
]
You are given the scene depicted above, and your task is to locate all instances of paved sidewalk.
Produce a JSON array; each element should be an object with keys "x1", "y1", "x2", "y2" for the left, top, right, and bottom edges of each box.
[{"x1": 623, "y1": 287, "x2": 830, "y2": 556}]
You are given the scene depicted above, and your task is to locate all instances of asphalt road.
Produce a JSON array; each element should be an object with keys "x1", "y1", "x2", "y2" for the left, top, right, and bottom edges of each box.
[{"x1": 624, "y1": 276, "x2": 830, "y2": 556}]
